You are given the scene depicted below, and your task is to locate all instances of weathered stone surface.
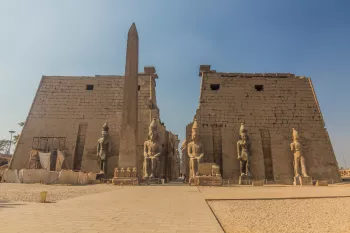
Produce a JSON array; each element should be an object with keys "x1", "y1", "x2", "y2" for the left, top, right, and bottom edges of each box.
[
  {"x1": 252, "y1": 180, "x2": 264, "y2": 186},
  {"x1": 294, "y1": 176, "x2": 313, "y2": 185},
  {"x1": 10, "y1": 24, "x2": 180, "y2": 181},
  {"x1": 193, "y1": 176, "x2": 222, "y2": 186},
  {"x1": 239, "y1": 174, "x2": 253, "y2": 185},
  {"x1": 198, "y1": 163, "x2": 215, "y2": 176},
  {"x1": 185, "y1": 67, "x2": 341, "y2": 183},
  {"x1": 112, "y1": 177, "x2": 138, "y2": 185},
  {"x1": 316, "y1": 180, "x2": 328, "y2": 186},
  {"x1": 19, "y1": 169, "x2": 49, "y2": 184},
  {"x1": 1, "y1": 169, "x2": 20, "y2": 183}
]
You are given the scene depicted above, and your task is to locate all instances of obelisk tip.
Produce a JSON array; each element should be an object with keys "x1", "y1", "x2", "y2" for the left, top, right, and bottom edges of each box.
[{"x1": 128, "y1": 23, "x2": 138, "y2": 35}]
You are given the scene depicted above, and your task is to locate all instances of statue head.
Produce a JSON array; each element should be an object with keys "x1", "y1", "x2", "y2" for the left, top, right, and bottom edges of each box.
[
  {"x1": 191, "y1": 119, "x2": 199, "y2": 141},
  {"x1": 101, "y1": 121, "x2": 109, "y2": 139},
  {"x1": 149, "y1": 118, "x2": 158, "y2": 141},
  {"x1": 292, "y1": 128, "x2": 299, "y2": 142}
]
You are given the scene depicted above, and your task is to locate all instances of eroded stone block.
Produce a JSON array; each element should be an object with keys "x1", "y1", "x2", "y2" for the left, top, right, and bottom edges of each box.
[
  {"x1": 316, "y1": 180, "x2": 328, "y2": 186},
  {"x1": 252, "y1": 180, "x2": 264, "y2": 186}
]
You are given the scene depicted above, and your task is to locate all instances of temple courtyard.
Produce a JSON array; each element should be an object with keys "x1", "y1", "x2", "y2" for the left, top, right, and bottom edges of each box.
[{"x1": 1, "y1": 182, "x2": 350, "y2": 233}]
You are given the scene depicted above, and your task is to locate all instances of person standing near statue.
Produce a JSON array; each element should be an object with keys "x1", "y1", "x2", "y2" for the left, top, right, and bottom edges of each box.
[
  {"x1": 237, "y1": 123, "x2": 251, "y2": 177},
  {"x1": 97, "y1": 121, "x2": 112, "y2": 176},
  {"x1": 290, "y1": 128, "x2": 309, "y2": 178}
]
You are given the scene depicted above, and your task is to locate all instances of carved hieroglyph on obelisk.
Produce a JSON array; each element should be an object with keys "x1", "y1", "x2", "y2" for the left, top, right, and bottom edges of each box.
[{"x1": 118, "y1": 23, "x2": 139, "y2": 170}]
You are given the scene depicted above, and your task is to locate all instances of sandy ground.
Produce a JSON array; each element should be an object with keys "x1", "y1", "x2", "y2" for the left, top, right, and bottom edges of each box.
[
  {"x1": 208, "y1": 198, "x2": 350, "y2": 233},
  {"x1": 0, "y1": 183, "x2": 117, "y2": 203}
]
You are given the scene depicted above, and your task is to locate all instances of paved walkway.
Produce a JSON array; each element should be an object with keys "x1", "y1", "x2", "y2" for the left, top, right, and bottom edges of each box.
[
  {"x1": 2, "y1": 184, "x2": 350, "y2": 233},
  {"x1": 0, "y1": 186, "x2": 223, "y2": 233},
  {"x1": 200, "y1": 184, "x2": 350, "y2": 200}
]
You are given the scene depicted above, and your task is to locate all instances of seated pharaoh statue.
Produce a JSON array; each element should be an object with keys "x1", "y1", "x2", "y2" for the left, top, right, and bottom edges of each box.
[
  {"x1": 237, "y1": 123, "x2": 252, "y2": 177},
  {"x1": 97, "y1": 121, "x2": 112, "y2": 176},
  {"x1": 290, "y1": 128, "x2": 309, "y2": 178},
  {"x1": 187, "y1": 119, "x2": 204, "y2": 178},
  {"x1": 143, "y1": 118, "x2": 162, "y2": 179}
]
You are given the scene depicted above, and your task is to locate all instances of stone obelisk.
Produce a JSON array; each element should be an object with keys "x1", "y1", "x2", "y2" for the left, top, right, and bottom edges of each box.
[{"x1": 116, "y1": 23, "x2": 139, "y2": 182}]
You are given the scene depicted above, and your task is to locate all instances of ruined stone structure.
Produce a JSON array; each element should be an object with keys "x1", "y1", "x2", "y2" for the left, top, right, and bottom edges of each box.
[
  {"x1": 10, "y1": 24, "x2": 179, "y2": 181},
  {"x1": 183, "y1": 65, "x2": 341, "y2": 184}
]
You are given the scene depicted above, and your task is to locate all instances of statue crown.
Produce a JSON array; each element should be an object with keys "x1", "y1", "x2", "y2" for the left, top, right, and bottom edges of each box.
[
  {"x1": 102, "y1": 121, "x2": 109, "y2": 132},
  {"x1": 292, "y1": 128, "x2": 299, "y2": 139},
  {"x1": 192, "y1": 119, "x2": 198, "y2": 130},
  {"x1": 239, "y1": 123, "x2": 246, "y2": 134},
  {"x1": 149, "y1": 118, "x2": 158, "y2": 130}
]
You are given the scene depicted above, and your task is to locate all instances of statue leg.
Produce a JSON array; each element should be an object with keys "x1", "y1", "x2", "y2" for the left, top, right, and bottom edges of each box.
[
  {"x1": 143, "y1": 160, "x2": 148, "y2": 178},
  {"x1": 240, "y1": 160, "x2": 243, "y2": 176},
  {"x1": 151, "y1": 158, "x2": 157, "y2": 178},
  {"x1": 190, "y1": 159, "x2": 197, "y2": 177},
  {"x1": 193, "y1": 159, "x2": 198, "y2": 176},
  {"x1": 100, "y1": 160, "x2": 104, "y2": 173},
  {"x1": 300, "y1": 156, "x2": 308, "y2": 177},
  {"x1": 294, "y1": 155, "x2": 300, "y2": 177},
  {"x1": 104, "y1": 158, "x2": 108, "y2": 175},
  {"x1": 150, "y1": 158, "x2": 155, "y2": 178},
  {"x1": 246, "y1": 159, "x2": 250, "y2": 176}
]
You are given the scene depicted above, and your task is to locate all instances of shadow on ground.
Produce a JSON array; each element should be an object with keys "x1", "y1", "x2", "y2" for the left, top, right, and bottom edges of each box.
[{"x1": 0, "y1": 202, "x2": 26, "y2": 210}]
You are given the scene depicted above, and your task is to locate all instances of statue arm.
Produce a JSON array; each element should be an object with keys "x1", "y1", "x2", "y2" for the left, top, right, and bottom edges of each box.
[
  {"x1": 187, "y1": 144, "x2": 193, "y2": 158},
  {"x1": 97, "y1": 141, "x2": 100, "y2": 157},
  {"x1": 108, "y1": 141, "x2": 112, "y2": 156},
  {"x1": 290, "y1": 143, "x2": 294, "y2": 152},
  {"x1": 154, "y1": 146, "x2": 162, "y2": 158},
  {"x1": 144, "y1": 143, "x2": 148, "y2": 157},
  {"x1": 237, "y1": 142, "x2": 241, "y2": 159}
]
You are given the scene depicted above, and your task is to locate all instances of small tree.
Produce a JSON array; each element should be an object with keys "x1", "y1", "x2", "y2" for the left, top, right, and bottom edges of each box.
[
  {"x1": 13, "y1": 121, "x2": 25, "y2": 145},
  {"x1": 0, "y1": 139, "x2": 11, "y2": 154}
]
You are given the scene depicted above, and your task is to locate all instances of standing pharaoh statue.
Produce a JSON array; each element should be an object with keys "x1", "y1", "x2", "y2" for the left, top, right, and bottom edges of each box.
[
  {"x1": 237, "y1": 123, "x2": 251, "y2": 177},
  {"x1": 290, "y1": 128, "x2": 309, "y2": 177},
  {"x1": 97, "y1": 121, "x2": 112, "y2": 175},
  {"x1": 187, "y1": 119, "x2": 204, "y2": 178},
  {"x1": 143, "y1": 118, "x2": 162, "y2": 178}
]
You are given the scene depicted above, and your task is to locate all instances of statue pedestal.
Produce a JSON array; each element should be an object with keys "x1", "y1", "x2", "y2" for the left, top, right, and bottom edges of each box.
[
  {"x1": 112, "y1": 167, "x2": 138, "y2": 186},
  {"x1": 112, "y1": 177, "x2": 139, "y2": 185},
  {"x1": 316, "y1": 180, "x2": 328, "y2": 186},
  {"x1": 293, "y1": 176, "x2": 312, "y2": 185},
  {"x1": 140, "y1": 178, "x2": 161, "y2": 185},
  {"x1": 193, "y1": 175, "x2": 222, "y2": 186},
  {"x1": 252, "y1": 180, "x2": 264, "y2": 186},
  {"x1": 239, "y1": 174, "x2": 253, "y2": 185},
  {"x1": 96, "y1": 173, "x2": 105, "y2": 180}
]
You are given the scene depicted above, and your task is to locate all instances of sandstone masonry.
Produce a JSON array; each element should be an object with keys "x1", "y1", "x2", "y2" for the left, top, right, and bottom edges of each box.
[
  {"x1": 184, "y1": 65, "x2": 341, "y2": 184},
  {"x1": 10, "y1": 68, "x2": 179, "y2": 180}
]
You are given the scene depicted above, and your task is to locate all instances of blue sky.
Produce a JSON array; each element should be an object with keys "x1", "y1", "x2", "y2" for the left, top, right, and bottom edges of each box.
[{"x1": 0, "y1": 0, "x2": 349, "y2": 167}]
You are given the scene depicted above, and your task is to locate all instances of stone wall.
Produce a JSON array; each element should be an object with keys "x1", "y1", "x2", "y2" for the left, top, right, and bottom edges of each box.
[
  {"x1": 11, "y1": 72, "x2": 173, "y2": 179},
  {"x1": 193, "y1": 69, "x2": 341, "y2": 183}
]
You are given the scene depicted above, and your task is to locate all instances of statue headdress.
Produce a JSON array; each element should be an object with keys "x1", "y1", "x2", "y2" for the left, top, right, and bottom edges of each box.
[
  {"x1": 102, "y1": 121, "x2": 109, "y2": 135},
  {"x1": 292, "y1": 128, "x2": 299, "y2": 140},
  {"x1": 239, "y1": 123, "x2": 246, "y2": 135},
  {"x1": 103, "y1": 121, "x2": 109, "y2": 131},
  {"x1": 149, "y1": 118, "x2": 158, "y2": 131},
  {"x1": 192, "y1": 119, "x2": 198, "y2": 130},
  {"x1": 191, "y1": 119, "x2": 199, "y2": 138},
  {"x1": 239, "y1": 123, "x2": 249, "y2": 140}
]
